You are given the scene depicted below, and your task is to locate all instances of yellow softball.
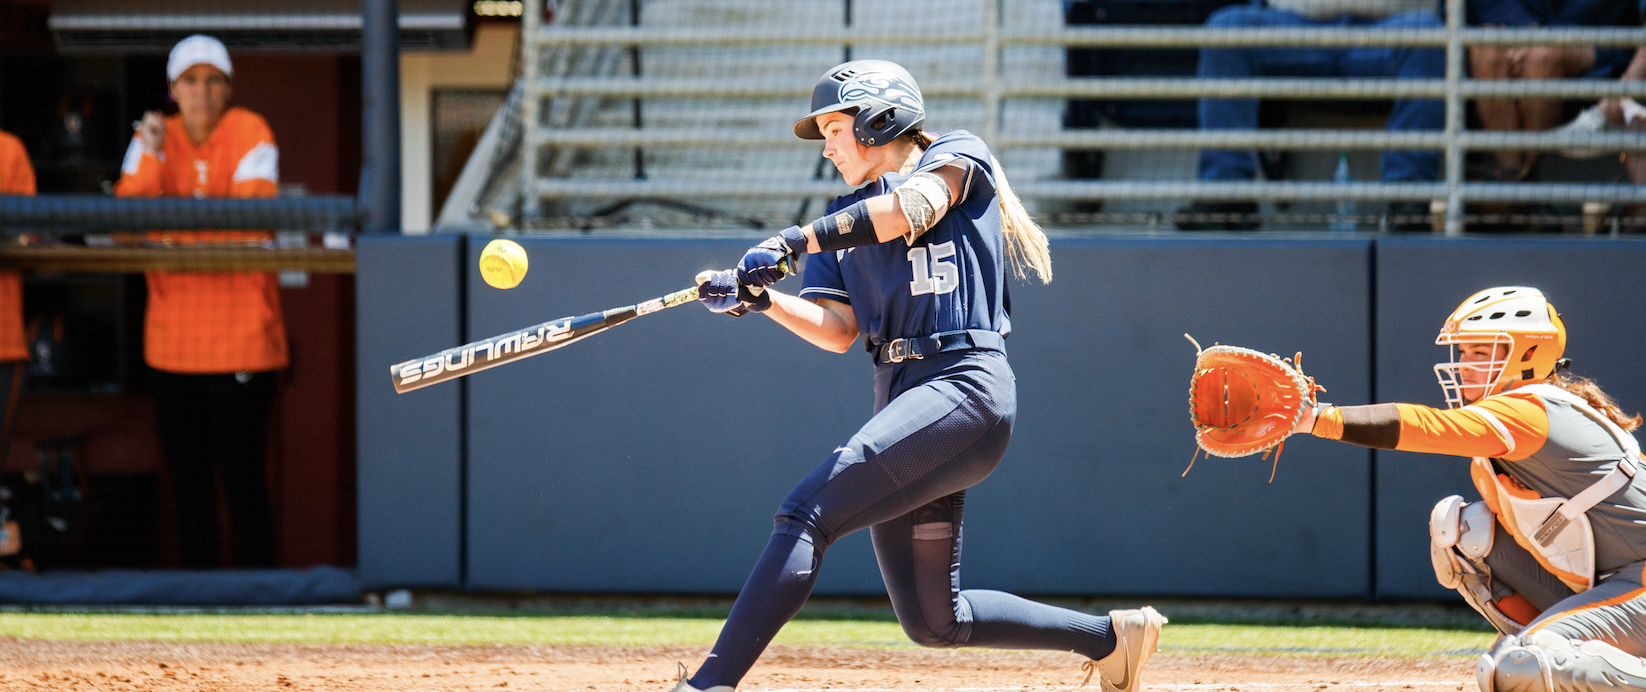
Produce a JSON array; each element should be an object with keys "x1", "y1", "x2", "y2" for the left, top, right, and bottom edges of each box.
[{"x1": 479, "y1": 238, "x2": 528, "y2": 289}]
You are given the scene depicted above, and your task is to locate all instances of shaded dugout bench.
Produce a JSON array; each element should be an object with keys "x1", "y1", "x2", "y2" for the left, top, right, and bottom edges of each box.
[{"x1": 357, "y1": 234, "x2": 1646, "y2": 600}]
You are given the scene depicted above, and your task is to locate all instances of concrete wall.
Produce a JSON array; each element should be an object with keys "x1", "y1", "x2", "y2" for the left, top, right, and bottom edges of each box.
[{"x1": 356, "y1": 234, "x2": 1646, "y2": 599}]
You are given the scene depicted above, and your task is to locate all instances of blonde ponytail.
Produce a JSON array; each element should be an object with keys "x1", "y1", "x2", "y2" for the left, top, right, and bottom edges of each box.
[
  {"x1": 904, "y1": 130, "x2": 1052, "y2": 283},
  {"x1": 989, "y1": 155, "x2": 1052, "y2": 284}
]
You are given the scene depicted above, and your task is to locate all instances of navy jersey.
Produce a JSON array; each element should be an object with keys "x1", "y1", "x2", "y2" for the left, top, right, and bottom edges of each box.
[{"x1": 798, "y1": 130, "x2": 1010, "y2": 352}]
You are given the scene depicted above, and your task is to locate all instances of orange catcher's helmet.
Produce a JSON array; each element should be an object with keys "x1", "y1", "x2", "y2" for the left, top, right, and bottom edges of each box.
[{"x1": 1433, "y1": 286, "x2": 1566, "y2": 408}]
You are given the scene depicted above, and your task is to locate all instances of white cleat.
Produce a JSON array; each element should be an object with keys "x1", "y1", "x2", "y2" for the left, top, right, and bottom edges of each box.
[
  {"x1": 1083, "y1": 606, "x2": 1167, "y2": 692},
  {"x1": 666, "y1": 663, "x2": 734, "y2": 692}
]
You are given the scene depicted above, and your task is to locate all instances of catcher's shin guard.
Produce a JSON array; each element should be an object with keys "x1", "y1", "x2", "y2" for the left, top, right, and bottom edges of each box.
[
  {"x1": 1431, "y1": 496, "x2": 1528, "y2": 635},
  {"x1": 667, "y1": 664, "x2": 733, "y2": 692},
  {"x1": 1479, "y1": 631, "x2": 1646, "y2": 692},
  {"x1": 1084, "y1": 607, "x2": 1167, "y2": 692}
]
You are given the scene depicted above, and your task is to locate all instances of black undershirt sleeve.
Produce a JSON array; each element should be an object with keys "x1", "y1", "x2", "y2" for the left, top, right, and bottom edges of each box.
[{"x1": 1337, "y1": 403, "x2": 1402, "y2": 450}]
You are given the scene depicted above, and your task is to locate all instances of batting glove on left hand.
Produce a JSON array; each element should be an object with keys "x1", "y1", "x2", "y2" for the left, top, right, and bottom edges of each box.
[{"x1": 737, "y1": 225, "x2": 805, "y2": 288}]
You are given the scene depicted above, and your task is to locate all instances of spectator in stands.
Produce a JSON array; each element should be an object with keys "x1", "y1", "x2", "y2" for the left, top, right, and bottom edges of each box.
[
  {"x1": 0, "y1": 129, "x2": 33, "y2": 475},
  {"x1": 1551, "y1": 12, "x2": 1646, "y2": 156},
  {"x1": 1469, "y1": 0, "x2": 1638, "y2": 180},
  {"x1": 1551, "y1": 41, "x2": 1646, "y2": 227},
  {"x1": 114, "y1": 35, "x2": 286, "y2": 569},
  {"x1": 1176, "y1": 0, "x2": 1445, "y2": 231}
]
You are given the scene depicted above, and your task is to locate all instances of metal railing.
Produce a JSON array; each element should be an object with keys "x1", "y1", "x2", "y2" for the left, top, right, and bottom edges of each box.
[
  {"x1": 517, "y1": 0, "x2": 1646, "y2": 234},
  {"x1": 0, "y1": 195, "x2": 360, "y2": 232}
]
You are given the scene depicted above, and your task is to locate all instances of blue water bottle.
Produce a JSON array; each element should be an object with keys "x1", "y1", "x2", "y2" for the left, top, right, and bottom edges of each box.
[{"x1": 1330, "y1": 153, "x2": 1356, "y2": 232}]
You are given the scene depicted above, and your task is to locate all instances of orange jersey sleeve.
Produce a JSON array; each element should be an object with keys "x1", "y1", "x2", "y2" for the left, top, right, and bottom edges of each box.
[
  {"x1": 1314, "y1": 391, "x2": 1549, "y2": 460},
  {"x1": 1394, "y1": 392, "x2": 1549, "y2": 460},
  {"x1": 225, "y1": 113, "x2": 278, "y2": 199},
  {"x1": 114, "y1": 132, "x2": 167, "y2": 198}
]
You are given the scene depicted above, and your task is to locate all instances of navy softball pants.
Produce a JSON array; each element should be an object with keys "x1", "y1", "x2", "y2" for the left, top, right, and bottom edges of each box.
[{"x1": 690, "y1": 350, "x2": 1114, "y2": 689}]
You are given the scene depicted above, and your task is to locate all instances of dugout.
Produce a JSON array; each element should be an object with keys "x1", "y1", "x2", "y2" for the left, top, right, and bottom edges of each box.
[{"x1": 0, "y1": 0, "x2": 490, "y2": 602}]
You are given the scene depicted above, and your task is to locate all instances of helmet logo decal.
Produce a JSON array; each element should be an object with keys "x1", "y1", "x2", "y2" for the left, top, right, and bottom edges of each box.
[
  {"x1": 800, "y1": 60, "x2": 925, "y2": 145},
  {"x1": 838, "y1": 73, "x2": 922, "y2": 115}
]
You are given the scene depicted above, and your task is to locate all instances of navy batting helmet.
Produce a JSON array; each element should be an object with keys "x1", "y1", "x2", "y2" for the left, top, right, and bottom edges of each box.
[{"x1": 793, "y1": 60, "x2": 925, "y2": 147}]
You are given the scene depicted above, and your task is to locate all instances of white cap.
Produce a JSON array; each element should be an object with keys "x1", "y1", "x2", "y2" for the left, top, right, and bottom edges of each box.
[{"x1": 167, "y1": 35, "x2": 233, "y2": 83}]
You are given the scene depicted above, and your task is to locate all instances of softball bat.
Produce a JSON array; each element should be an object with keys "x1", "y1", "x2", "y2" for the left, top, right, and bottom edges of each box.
[{"x1": 390, "y1": 262, "x2": 785, "y2": 394}]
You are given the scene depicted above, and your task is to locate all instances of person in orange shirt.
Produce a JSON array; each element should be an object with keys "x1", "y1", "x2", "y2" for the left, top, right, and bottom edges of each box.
[
  {"x1": 0, "y1": 130, "x2": 33, "y2": 405},
  {"x1": 0, "y1": 128, "x2": 34, "y2": 569},
  {"x1": 115, "y1": 34, "x2": 284, "y2": 569},
  {"x1": 1297, "y1": 287, "x2": 1646, "y2": 692}
]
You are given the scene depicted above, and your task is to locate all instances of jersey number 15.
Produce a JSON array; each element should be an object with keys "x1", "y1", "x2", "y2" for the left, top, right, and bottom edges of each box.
[{"x1": 908, "y1": 241, "x2": 959, "y2": 296}]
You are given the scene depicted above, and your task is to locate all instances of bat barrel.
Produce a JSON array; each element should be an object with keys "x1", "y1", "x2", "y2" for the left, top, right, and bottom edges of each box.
[
  {"x1": 387, "y1": 277, "x2": 709, "y2": 394},
  {"x1": 391, "y1": 307, "x2": 634, "y2": 393}
]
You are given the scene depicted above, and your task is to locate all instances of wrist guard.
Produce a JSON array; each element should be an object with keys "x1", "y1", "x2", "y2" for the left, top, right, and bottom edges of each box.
[
  {"x1": 773, "y1": 225, "x2": 808, "y2": 256},
  {"x1": 810, "y1": 200, "x2": 877, "y2": 252}
]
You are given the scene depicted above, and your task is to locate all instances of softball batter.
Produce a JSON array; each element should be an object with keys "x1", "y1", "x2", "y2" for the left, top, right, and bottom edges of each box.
[
  {"x1": 683, "y1": 59, "x2": 1165, "y2": 692},
  {"x1": 1296, "y1": 286, "x2": 1646, "y2": 692}
]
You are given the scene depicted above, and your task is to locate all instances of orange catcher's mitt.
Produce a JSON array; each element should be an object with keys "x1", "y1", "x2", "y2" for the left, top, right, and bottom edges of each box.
[{"x1": 1187, "y1": 336, "x2": 1323, "y2": 462}]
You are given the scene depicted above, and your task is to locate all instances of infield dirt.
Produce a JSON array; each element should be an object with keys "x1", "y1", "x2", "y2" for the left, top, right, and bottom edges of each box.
[{"x1": 0, "y1": 638, "x2": 1476, "y2": 691}]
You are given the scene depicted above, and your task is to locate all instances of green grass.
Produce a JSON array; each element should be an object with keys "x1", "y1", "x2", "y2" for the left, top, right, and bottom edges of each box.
[{"x1": 0, "y1": 610, "x2": 1496, "y2": 658}]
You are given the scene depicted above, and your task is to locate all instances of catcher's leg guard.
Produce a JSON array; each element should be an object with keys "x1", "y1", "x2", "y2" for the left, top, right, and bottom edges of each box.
[
  {"x1": 1431, "y1": 496, "x2": 1530, "y2": 636},
  {"x1": 1478, "y1": 631, "x2": 1646, "y2": 692}
]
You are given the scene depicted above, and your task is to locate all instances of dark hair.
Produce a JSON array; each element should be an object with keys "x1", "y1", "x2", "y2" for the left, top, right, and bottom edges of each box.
[{"x1": 904, "y1": 129, "x2": 936, "y2": 150}]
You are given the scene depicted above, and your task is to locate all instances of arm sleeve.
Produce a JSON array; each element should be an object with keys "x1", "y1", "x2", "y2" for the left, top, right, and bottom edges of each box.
[
  {"x1": 1311, "y1": 403, "x2": 1402, "y2": 449},
  {"x1": 915, "y1": 131, "x2": 996, "y2": 206},
  {"x1": 114, "y1": 136, "x2": 166, "y2": 197},
  {"x1": 1313, "y1": 392, "x2": 1548, "y2": 460}
]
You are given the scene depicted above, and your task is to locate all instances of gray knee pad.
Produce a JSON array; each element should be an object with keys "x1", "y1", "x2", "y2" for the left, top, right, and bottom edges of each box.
[
  {"x1": 1432, "y1": 496, "x2": 1525, "y2": 635},
  {"x1": 1479, "y1": 631, "x2": 1646, "y2": 692}
]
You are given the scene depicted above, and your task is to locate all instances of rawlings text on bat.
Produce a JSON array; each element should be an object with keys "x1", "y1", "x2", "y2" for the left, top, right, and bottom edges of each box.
[{"x1": 389, "y1": 279, "x2": 705, "y2": 394}]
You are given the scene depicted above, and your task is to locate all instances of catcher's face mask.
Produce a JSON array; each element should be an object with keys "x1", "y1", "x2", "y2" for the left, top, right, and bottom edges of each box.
[{"x1": 1434, "y1": 337, "x2": 1513, "y2": 408}]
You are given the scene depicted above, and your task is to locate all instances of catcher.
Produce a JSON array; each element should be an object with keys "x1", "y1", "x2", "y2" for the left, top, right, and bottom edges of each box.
[{"x1": 1195, "y1": 286, "x2": 1646, "y2": 692}]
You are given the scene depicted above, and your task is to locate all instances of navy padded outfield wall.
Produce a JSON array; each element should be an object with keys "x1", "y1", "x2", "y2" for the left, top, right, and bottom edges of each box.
[
  {"x1": 1373, "y1": 238, "x2": 1646, "y2": 600},
  {"x1": 986, "y1": 237, "x2": 1372, "y2": 597},
  {"x1": 461, "y1": 239, "x2": 880, "y2": 593},
  {"x1": 459, "y1": 236, "x2": 1373, "y2": 597},
  {"x1": 355, "y1": 235, "x2": 1646, "y2": 599},
  {"x1": 356, "y1": 234, "x2": 465, "y2": 590}
]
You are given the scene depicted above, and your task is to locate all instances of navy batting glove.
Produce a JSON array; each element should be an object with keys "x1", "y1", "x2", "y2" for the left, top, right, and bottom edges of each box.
[
  {"x1": 698, "y1": 270, "x2": 744, "y2": 314},
  {"x1": 737, "y1": 225, "x2": 805, "y2": 288}
]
